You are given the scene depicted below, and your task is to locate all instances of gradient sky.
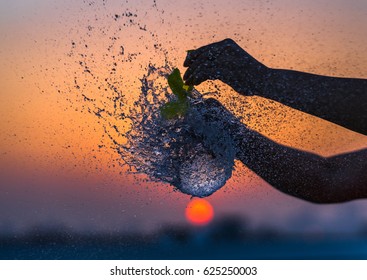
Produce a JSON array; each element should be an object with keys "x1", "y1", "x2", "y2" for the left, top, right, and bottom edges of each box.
[{"x1": 1, "y1": 0, "x2": 367, "y2": 235}]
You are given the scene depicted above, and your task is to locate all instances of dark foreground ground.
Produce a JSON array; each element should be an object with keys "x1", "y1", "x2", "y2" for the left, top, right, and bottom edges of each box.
[{"x1": 2, "y1": 217, "x2": 367, "y2": 260}]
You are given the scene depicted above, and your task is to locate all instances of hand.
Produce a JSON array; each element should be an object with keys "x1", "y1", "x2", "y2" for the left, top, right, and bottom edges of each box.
[
  {"x1": 189, "y1": 97, "x2": 249, "y2": 154},
  {"x1": 183, "y1": 38, "x2": 269, "y2": 96}
]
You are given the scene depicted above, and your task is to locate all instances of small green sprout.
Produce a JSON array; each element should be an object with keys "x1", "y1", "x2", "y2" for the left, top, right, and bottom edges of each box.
[{"x1": 160, "y1": 68, "x2": 193, "y2": 119}]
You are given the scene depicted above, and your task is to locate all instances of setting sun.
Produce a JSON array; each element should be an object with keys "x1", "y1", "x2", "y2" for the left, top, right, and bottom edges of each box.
[{"x1": 185, "y1": 198, "x2": 214, "y2": 226}]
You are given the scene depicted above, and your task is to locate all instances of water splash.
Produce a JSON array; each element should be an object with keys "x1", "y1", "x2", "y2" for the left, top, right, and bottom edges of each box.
[
  {"x1": 59, "y1": 2, "x2": 241, "y2": 197},
  {"x1": 110, "y1": 65, "x2": 236, "y2": 197}
]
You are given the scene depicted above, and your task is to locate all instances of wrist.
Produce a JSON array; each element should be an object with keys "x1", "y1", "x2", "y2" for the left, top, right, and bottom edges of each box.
[
  {"x1": 231, "y1": 122, "x2": 254, "y2": 162},
  {"x1": 254, "y1": 66, "x2": 273, "y2": 98},
  {"x1": 232, "y1": 63, "x2": 271, "y2": 97}
]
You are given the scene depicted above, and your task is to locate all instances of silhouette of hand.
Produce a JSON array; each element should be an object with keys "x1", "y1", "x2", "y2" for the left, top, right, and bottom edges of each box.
[
  {"x1": 190, "y1": 97, "x2": 249, "y2": 154},
  {"x1": 184, "y1": 39, "x2": 268, "y2": 96}
]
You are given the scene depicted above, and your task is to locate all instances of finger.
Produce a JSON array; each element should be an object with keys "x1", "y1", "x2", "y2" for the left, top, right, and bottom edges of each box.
[
  {"x1": 184, "y1": 46, "x2": 222, "y2": 81},
  {"x1": 185, "y1": 65, "x2": 216, "y2": 86},
  {"x1": 183, "y1": 54, "x2": 208, "y2": 81},
  {"x1": 184, "y1": 73, "x2": 204, "y2": 86},
  {"x1": 183, "y1": 46, "x2": 207, "y2": 67},
  {"x1": 183, "y1": 65, "x2": 195, "y2": 82},
  {"x1": 183, "y1": 39, "x2": 227, "y2": 67},
  {"x1": 183, "y1": 57, "x2": 203, "y2": 81},
  {"x1": 187, "y1": 67, "x2": 234, "y2": 88},
  {"x1": 184, "y1": 65, "x2": 205, "y2": 85}
]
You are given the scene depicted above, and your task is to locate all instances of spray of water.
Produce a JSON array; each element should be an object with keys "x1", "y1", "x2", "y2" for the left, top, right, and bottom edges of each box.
[
  {"x1": 110, "y1": 65, "x2": 236, "y2": 197},
  {"x1": 59, "y1": 2, "x2": 242, "y2": 197}
]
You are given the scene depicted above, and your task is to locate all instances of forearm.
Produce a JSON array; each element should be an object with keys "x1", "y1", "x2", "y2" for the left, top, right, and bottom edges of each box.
[
  {"x1": 234, "y1": 126, "x2": 367, "y2": 203},
  {"x1": 183, "y1": 39, "x2": 367, "y2": 133},
  {"x1": 260, "y1": 69, "x2": 367, "y2": 134}
]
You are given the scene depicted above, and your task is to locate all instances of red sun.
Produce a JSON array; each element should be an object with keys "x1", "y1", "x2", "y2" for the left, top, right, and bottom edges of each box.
[{"x1": 185, "y1": 198, "x2": 214, "y2": 226}]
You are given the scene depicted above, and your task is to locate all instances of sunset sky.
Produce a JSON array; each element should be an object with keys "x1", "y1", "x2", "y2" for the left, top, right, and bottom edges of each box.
[{"x1": 1, "y1": 0, "x2": 367, "y2": 235}]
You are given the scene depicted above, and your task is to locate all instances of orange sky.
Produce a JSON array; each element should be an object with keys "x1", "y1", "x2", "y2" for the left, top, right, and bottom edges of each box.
[{"x1": 1, "y1": 0, "x2": 367, "y2": 232}]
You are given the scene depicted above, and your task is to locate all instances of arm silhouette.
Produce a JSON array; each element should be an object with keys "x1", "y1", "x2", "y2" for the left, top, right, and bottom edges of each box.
[
  {"x1": 263, "y1": 69, "x2": 367, "y2": 134},
  {"x1": 235, "y1": 123, "x2": 367, "y2": 203},
  {"x1": 198, "y1": 98, "x2": 367, "y2": 203},
  {"x1": 184, "y1": 39, "x2": 367, "y2": 134}
]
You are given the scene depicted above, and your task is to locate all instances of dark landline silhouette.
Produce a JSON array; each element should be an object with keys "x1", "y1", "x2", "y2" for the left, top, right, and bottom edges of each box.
[{"x1": 184, "y1": 39, "x2": 367, "y2": 204}]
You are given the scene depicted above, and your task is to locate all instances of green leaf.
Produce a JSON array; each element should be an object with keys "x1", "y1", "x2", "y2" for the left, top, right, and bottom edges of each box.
[
  {"x1": 167, "y1": 68, "x2": 186, "y2": 100},
  {"x1": 160, "y1": 100, "x2": 188, "y2": 119},
  {"x1": 161, "y1": 68, "x2": 194, "y2": 120}
]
